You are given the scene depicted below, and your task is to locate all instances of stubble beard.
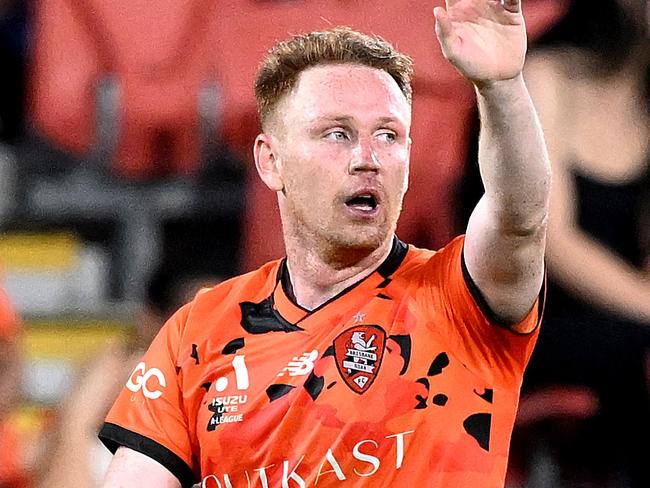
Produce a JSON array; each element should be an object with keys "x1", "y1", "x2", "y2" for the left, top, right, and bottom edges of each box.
[{"x1": 284, "y1": 198, "x2": 402, "y2": 269}]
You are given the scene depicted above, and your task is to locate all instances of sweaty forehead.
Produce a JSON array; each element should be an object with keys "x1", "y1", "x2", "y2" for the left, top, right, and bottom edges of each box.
[{"x1": 279, "y1": 64, "x2": 411, "y2": 126}]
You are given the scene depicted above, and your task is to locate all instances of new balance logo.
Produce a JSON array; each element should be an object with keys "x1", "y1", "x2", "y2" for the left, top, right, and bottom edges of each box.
[{"x1": 278, "y1": 350, "x2": 318, "y2": 377}]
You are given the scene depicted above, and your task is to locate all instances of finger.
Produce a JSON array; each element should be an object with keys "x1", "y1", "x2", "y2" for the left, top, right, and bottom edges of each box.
[
  {"x1": 502, "y1": 0, "x2": 521, "y2": 14},
  {"x1": 433, "y1": 6, "x2": 458, "y2": 56}
]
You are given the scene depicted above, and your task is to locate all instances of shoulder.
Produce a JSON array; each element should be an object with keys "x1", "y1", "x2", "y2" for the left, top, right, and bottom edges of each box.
[
  {"x1": 524, "y1": 49, "x2": 570, "y2": 108},
  {"x1": 525, "y1": 45, "x2": 594, "y2": 79},
  {"x1": 171, "y1": 260, "x2": 283, "y2": 341},
  {"x1": 525, "y1": 48, "x2": 566, "y2": 76},
  {"x1": 525, "y1": 47, "x2": 605, "y2": 106},
  {"x1": 524, "y1": 48, "x2": 588, "y2": 161},
  {"x1": 388, "y1": 236, "x2": 466, "y2": 297},
  {"x1": 191, "y1": 260, "x2": 281, "y2": 307},
  {"x1": 400, "y1": 235, "x2": 465, "y2": 273}
]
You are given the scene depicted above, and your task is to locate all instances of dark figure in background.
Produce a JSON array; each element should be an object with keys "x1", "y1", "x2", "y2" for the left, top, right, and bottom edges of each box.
[
  {"x1": 36, "y1": 265, "x2": 223, "y2": 488},
  {"x1": 0, "y1": 0, "x2": 27, "y2": 143},
  {"x1": 461, "y1": 1, "x2": 650, "y2": 486}
]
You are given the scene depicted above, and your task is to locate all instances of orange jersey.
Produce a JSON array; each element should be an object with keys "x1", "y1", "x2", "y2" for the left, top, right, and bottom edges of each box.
[{"x1": 100, "y1": 235, "x2": 543, "y2": 487}]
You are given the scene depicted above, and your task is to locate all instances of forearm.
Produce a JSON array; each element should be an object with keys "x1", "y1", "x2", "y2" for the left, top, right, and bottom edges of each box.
[
  {"x1": 36, "y1": 425, "x2": 97, "y2": 488},
  {"x1": 549, "y1": 227, "x2": 650, "y2": 323},
  {"x1": 475, "y1": 75, "x2": 551, "y2": 233}
]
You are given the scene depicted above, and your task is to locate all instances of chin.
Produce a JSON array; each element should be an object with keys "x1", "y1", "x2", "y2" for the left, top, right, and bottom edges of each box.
[{"x1": 327, "y1": 224, "x2": 390, "y2": 252}]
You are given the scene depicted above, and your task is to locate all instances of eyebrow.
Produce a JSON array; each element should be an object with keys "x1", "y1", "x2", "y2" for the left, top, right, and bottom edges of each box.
[
  {"x1": 308, "y1": 114, "x2": 403, "y2": 126},
  {"x1": 308, "y1": 115, "x2": 353, "y2": 125}
]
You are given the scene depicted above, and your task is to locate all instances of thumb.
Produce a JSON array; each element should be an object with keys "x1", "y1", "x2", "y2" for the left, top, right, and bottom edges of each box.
[
  {"x1": 433, "y1": 7, "x2": 458, "y2": 59},
  {"x1": 503, "y1": 0, "x2": 521, "y2": 14}
]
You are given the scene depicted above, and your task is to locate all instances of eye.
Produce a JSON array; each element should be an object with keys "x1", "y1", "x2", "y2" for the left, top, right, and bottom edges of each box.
[
  {"x1": 376, "y1": 131, "x2": 397, "y2": 143},
  {"x1": 324, "y1": 129, "x2": 349, "y2": 142}
]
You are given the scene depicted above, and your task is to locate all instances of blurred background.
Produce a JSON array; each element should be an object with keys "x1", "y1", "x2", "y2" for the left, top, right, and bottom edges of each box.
[{"x1": 0, "y1": 1, "x2": 647, "y2": 487}]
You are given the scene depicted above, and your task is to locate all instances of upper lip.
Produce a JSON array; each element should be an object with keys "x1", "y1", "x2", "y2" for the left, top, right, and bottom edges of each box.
[{"x1": 344, "y1": 187, "x2": 382, "y2": 206}]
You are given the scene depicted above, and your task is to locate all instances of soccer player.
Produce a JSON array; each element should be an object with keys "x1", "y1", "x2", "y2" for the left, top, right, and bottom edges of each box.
[{"x1": 100, "y1": 1, "x2": 551, "y2": 487}]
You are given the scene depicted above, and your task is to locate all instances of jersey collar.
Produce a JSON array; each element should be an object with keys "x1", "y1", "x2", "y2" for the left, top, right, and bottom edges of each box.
[{"x1": 272, "y1": 236, "x2": 408, "y2": 325}]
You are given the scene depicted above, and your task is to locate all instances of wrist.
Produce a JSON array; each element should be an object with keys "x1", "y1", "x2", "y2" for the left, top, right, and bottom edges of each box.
[{"x1": 473, "y1": 73, "x2": 526, "y2": 98}]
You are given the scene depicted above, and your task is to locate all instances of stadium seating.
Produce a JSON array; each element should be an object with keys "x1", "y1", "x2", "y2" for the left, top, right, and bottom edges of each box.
[
  {"x1": 23, "y1": 0, "x2": 569, "y2": 292},
  {"x1": 28, "y1": 0, "x2": 225, "y2": 179}
]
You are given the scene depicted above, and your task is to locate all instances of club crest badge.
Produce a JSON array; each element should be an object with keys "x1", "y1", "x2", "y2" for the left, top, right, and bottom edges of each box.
[{"x1": 333, "y1": 325, "x2": 386, "y2": 394}]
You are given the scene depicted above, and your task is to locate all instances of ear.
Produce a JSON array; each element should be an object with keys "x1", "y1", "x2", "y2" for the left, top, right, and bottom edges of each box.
[
  {"x1": 253, "y1": 133, "x2": 284, "y2": 192},
  {"x1": 404, "y1": 136, "x2": 412, "y2": 193}
]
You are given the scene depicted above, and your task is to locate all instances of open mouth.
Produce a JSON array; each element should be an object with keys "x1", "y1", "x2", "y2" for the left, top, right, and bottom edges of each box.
[{"x1": 345, "y1": 194, "x2": 378, "y2": 212}]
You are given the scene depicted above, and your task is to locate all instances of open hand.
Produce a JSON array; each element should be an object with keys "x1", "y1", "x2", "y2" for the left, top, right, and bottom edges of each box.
[{"x1": 434, "y1": 0, "x2": 527, "y2": 87}]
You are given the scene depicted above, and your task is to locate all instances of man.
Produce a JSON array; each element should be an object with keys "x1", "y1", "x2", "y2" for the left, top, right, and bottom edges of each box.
[{"x1": 100, "y1": 1, "x2": 550, "y2": 486}]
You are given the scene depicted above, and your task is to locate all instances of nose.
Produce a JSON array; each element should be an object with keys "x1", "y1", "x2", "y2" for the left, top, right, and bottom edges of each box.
[{"x1": 349, "y1": 136, "x2": 380, "y2": 174}]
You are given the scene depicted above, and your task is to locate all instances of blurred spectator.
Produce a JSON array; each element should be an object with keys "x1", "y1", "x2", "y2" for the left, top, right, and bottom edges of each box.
[
  {"x1": 0, "y1": 279, "x2": 28, "y2": 488},
  {"x1": 457, "y1": 0, "x2": 650, "y2": 486},
  {"x1": 35, "y1": 265, "x2": 225, "y2": 488},
  {"x1": 0, "y1": 0, "x2": 27, "y2": 143}
]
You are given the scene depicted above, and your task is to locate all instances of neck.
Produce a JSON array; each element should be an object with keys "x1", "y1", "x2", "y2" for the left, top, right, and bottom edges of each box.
[{"x1": 283, "y1": 234, "x2": 394, "y2": 311}]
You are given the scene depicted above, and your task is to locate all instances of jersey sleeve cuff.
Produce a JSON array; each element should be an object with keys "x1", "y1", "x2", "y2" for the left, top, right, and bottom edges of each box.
[
  {"x1": 98, "y1": 422, "x2": 197, "y2": 488},
  {"x1": 461, "y1": 249, "x2": 545, "y2": 334}
]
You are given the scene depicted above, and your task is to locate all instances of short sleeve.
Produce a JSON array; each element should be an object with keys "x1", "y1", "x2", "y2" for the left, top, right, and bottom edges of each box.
[
  {"x1": 424, "y1": 235, "x2": 544, "y2": 384},
  {"x1": 98, "y1": 304, "x2": 197, "y2": 488},
  {"x1": 445, "y1": 236, "x2": 543, "y2": 331}
]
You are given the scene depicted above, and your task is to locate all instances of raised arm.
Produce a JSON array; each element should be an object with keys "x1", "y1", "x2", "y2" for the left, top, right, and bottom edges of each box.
[{"x1": 434, "y1": 0, "x2": 551, "y2": 328}]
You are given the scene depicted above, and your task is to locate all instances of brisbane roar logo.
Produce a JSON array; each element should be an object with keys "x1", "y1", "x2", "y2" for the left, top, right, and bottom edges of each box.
[{"x1": 333, "y1": 325, "x2": 386, "y2": 394}]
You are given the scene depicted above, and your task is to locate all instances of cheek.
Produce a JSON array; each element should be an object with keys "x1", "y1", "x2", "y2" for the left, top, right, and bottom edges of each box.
[
  {"x1": 283, "y1": 158, "x2": 337, "y2": 208},
  {"x1": 386, "y1": 150, "x2": 410, "y2": 188},
  {"x1": 399, "y1": 147, "x2": 411, "y2": 184}
]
